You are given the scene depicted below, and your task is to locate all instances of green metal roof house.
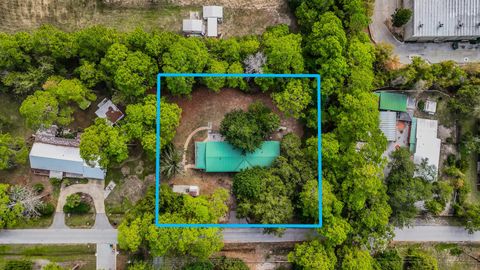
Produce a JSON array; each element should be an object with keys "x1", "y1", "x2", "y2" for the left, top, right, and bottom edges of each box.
[
  {"x1": 195, "y1": 141, "x2": 280, "y2": 172},
  {"x1": 377, "y1": 92, "x2": 408, "y2": 112}
]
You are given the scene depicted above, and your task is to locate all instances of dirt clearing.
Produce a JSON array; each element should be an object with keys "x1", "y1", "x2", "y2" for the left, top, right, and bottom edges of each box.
[{"x1": 169, "y1": 87, "x2": 304, "y2": 149}]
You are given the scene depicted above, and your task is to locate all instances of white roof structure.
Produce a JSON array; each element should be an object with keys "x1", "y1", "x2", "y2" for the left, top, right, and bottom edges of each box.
[
  {"x1": 413, "y1": 118, "x2": 441, "y2": 176},
  {"x1": 203, "y1": 6, "x2": 223, "y2": 19},
  {"x1": 95, "y1": 98, "x2": 124, "y2": 125},
  {"x1": 379, "y1": 111, "x2": 397, "y2": 141},
  {"x1": 182, "y1": 19, "x2": 204, "y2": 34},
  {"x1": 207, "y1": 17, "x2": 218, "y2": 37},
  {"x1": 404, "y1": 0, "x2": 480, "y2": 41},
  {"x1": 424, "y1": 100, "x2": 437, "y2": 114},
  {"x1": 29, "y1": 142, "x2": 105, "y2": 180}
]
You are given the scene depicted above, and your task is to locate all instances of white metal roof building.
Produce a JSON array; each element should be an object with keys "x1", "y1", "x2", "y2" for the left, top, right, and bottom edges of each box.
[
  {"x1": 404, "y1": 0, "x2": 480, "y2": 42},
  {"x1": 29, "y1": 143, "x2": 105, "y2": 180},
  {"x1": 182, "y1": 19, "x2": 204, "y2": 35},
  {"x1": 413, "y1": 118, "x2": 441, "y2": 176},
  {"x1": 203, "y1": 6, "x2": 223, "y2": 20},
  {"x1": 379, "y1": 111, "x2": 397, "y2": 141},
  {"x1": 207, "y1": 17, "x2": 218, "y2": 37}
]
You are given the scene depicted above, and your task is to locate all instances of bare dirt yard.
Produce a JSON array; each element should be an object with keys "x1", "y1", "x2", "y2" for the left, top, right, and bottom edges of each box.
[
  {"x1": 169, "y1": 87, "x2": 304, "y2": 149},
  {"x1": 0, "y1": 0, "x2": 294, "y2": 36}
]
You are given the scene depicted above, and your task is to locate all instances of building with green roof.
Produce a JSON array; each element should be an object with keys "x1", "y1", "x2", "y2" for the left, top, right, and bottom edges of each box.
[
  {"x1": 195, "y1": 141, "x2": 280, "y2": 172},
  {"x1": 377, "y1": 92, "x2": 408, "y2": 112}
]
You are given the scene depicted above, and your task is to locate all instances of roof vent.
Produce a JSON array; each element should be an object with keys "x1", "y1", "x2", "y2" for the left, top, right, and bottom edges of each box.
[
  {"x1": 457, "y1": 20, "x2": 464, "y2": 28},
  {"x1": 438, "y1": 22, "x2": 444, "y2": 28},
  {"x1": 418, "y1": 23, "x2": 424, "y2": 28}
]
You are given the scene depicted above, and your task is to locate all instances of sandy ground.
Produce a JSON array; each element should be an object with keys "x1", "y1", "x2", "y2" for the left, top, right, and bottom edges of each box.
[{"x1": 219, "y1": 243, "x2": 294, "y2": 270}]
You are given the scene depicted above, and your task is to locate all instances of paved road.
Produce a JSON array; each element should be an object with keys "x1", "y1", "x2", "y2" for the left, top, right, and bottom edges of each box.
[
  {"x1": 0, "y1": 229, "x2": 118, "y2": 244},
  {"x1": 96, "y1": 244, "x2": 117, "y2": 270},
  {"x1": 394, "y1": 225, "x2": 480, "y2": 242},
  {"x1": 223, "y1": 229, "x2": 314, "y2": 243},
  {"x1": 370, "y1": 0, "x2": 480, "y2": 64}
]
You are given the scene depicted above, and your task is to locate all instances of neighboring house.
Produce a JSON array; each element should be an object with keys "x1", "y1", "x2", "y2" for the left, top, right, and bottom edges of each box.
[
  {"x1": 424, "y1": 100, "x2": 437, "y2": 115},
  {"x1": 411, "y1": 118, "x2": 441, "y2": 176},
  {"x1": 195, "y1": 141, "x2": 280, "y2": 172},
  {"x1": 95, "y1": 98, "x2": 124, "y2": 125},
  {"x1": 404, "y1": 0, "x2": 480, "y2": 42},
  {"x1": 182, "y1": 19, "x2": 205, "y2": 36},
  {"x1": 29, "y1": 126, "x2": 105, "y2": 180},
  {"x1": 376, "y1": 92, "x2": 409, "y2": 141}
]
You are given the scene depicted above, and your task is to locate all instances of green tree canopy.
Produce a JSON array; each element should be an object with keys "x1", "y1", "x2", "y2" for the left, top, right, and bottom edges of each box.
[
  {"x1": 0, "y1": 133, "x2": 28, "y2": 170},
  {"x1": 220, "y1": 101, "x2": 280, "y2": 153},
  {"x1": 80, "y1": 118, "x2": 129, "y2": 168},
  {"x1": 0, "y1": 184, "x2": 24, "y2": 228},
  {"x1": 391, "y1": 8, "x2": 412, "y2": 27},
  {"x1": 288, "y1": 240, "x2": 336, "y2": 270}
]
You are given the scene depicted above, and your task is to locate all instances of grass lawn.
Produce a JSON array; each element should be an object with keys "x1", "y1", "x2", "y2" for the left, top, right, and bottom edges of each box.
[
  {"x1": 11, "y1": 216, "x2": 53, "y2": 229},
  {"x1": 458, "y1": 118, "x2": 480, "y2": 204},
  {"x1": 0, "y1": 244, "x2": 96, "y2": 270},
  {"x1": 393, "y1": 243, "x2": 480, "y2": 270},
  {"x1": 65, "y1": 212, "x2": 95, "y2": 229}
]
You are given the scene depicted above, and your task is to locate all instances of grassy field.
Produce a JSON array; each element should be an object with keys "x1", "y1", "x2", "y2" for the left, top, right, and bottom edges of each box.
[
  {"x1": 0, "y1": 244, "x2": 96, "y2": 270},
  {"x1": 393, "y1": 243, "x2": 480, "y2": 270}
]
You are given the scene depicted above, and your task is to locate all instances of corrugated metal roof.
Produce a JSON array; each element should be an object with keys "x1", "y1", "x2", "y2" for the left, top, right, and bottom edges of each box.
[
  {"x1": 379, "y1": 92, "x2": 408, "y2": 112},
  {"x1": 195, "y1": 141, "x2": 280, "y2": 172},
  {"x1": 29, "y1": 143, "x2": 105, "y2": 179},
  {"x1": 413, "y1": 118, "x2": 441, "y2": 175},
  {"x1": 412, "y1": 0, "x2": 480, "y2": 38},
  {"x1": 379, "y1": 111, "x2": 397, "y2": 141}
]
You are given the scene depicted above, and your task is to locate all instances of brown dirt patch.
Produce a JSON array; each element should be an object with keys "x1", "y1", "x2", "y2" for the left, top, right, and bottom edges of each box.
[
  {"x1": 169, "y1": 169, "x2": 232, "y2": 197},
  {"x1": 169, "y1": 87, "x2": 304, "y2": 149}
]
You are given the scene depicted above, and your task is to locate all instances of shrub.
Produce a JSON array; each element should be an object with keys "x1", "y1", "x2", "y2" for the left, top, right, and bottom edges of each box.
[
  {"x1": 5, "y1": 260, "x2": 33, "y2": 270},
  {"x1": 375, "y1": 249, "x2": 402, "y2": 270},
  {"x1": 404, "y1": 248, "x2": 438, "y2": 270},
  {"x1": 50, "y1": 178, "x2": 62, "y2": 188},
  {"x1": 39, "y1": 202, "x2": 55, "y2": 216},
  {"x1": 392, "y1": 8, "x2": 413, "y2": 27},
  {"x1": 63, "y1": 194, "x2": 91, "y2": 214},
  {"x1": 212, "y1": 256, "x2": 249, "y2": 270},
  {"x1": 33, "y1": 183, "x2": 45, "y2": 193},
  {"x1": 182, "y1": 261, "x2": 214, "y2": 270},
  {"x1": 417, "y1": 100, "x2": 425, "y2": 111}
]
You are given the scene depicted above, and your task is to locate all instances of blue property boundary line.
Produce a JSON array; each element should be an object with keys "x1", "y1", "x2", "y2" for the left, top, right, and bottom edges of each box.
[{"x1": 156, "y1": 73, "x2": 322, "y2": 228}]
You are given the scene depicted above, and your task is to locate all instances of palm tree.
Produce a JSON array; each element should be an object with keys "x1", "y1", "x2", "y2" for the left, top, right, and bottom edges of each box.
[{"x1": 160, "y1": 144, "x2": 182, "y2": 179}]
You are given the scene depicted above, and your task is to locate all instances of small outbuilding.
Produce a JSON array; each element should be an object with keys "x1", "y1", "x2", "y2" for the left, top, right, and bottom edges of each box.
[
  {"x1": 207, "y1": 17, "x2": 218, "y2": 37},
  {"x1": 95, "y1": 98, "x2": 124, "y2": 125},
  {"x1": 182, "y1": 19, "x2": 205, "y2": 36},
  {"x1": 424, "y1": 100, "x2": 437, "y2": 115},
  {"x1": 377, "y1": 92, "x2": 408, "y2": 112},
  {"x1": 203, "y1": 6, "x2": 223, "y2": 21}
]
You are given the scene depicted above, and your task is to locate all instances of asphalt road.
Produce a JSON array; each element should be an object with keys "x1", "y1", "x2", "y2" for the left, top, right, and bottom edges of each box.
[
  {"x1": 0, "y1": 229, "x2": 118, "y2": 244},
  {"x1": 2, "y1": 226, "x2": 478, "y2": 246},
  {"x1": 394, "y1": 226, "x2": 480, "y2": 242}
]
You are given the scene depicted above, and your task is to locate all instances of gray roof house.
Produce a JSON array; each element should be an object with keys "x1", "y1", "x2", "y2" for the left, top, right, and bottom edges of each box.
[
  {"x1": 29, "y1": 127, "x2": 105, "y2": 180},
  {"x1": 404, "y1": 0, "x2": 480, "y2": 42},
  {"x1": 203, "y1": 6, "x2": 223, "y2": 20}
]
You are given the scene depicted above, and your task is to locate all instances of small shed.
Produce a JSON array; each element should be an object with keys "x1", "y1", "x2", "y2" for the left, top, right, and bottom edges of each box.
[
  {"x1": 378, "y1": 92, "x2": 408, "y2": 112},
  {"x1": 207, "y1": 17, "x2": 218, "y2": 37},
  {"x1": 203, "y1": 6, "x2": 223, "y2": 20},
  {"x1": 95, "y1": 98, "x2": 124, "y2": 125},
  {"x1": 182, "y1": 19, "x2": 204, "y2": 35},
  {"x1": 379, "y1": 111, "x2": 397, "y2": 142},
  {"x1": 424, "y1": 100, "x2": 437, "y2": 115}
]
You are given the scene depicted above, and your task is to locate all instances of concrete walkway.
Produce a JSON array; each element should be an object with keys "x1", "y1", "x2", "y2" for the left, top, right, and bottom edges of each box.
[
  {"x1": 182, "y1": 126, "x2": 210, "y2": 169},
  {"x1": 369, "y1": 0, "x2": 480, "y2": 64},
  {"x1": 96, "y1": 244, "x2": 117, "y2": 270}
]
